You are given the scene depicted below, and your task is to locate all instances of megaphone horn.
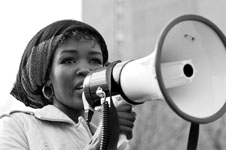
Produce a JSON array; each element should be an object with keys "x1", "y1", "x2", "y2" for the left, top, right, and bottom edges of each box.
[{"x1": 83, "y1": 14, "x2": 226, "y2": 124}]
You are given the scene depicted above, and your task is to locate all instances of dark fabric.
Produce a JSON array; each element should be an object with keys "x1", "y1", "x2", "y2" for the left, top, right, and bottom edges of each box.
[{"x1": 11, "y1": 20, "x2": 108, "y2": 108}]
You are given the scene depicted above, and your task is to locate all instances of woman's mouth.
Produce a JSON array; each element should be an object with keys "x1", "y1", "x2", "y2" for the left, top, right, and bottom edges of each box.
[{"x1": 75, "y1": 85, "x2": 83, "y2": 90}]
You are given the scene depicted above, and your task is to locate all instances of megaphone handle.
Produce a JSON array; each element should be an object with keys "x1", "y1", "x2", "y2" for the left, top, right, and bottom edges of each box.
[{"x1": 187, "y1": 123, "x2": 199, "y2": 150}]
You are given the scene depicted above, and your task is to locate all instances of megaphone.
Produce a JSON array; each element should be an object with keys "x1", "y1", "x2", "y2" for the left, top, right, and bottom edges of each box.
[{"x1": 83, "y1": 14, "x2": 226, "y2": 124}]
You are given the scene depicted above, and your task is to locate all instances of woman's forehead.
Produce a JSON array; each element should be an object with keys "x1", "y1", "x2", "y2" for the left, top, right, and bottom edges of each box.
[
  {"x1": 60, "y1": 37, "x2": 97, "y2": 47},
  {"x1": 55, "y1": 38, "x2": 102, "y2": 56}
]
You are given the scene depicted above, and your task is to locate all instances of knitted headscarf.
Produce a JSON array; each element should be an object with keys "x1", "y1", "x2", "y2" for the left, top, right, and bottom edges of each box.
[{"x1": 11, "y1": 20, "x2": 108, "y2": 108}]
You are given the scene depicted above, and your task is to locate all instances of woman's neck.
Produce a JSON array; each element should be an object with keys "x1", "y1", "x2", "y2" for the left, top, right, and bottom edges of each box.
[{"x1": 53, "y1": 100, "x2": 84, "y2": 123}]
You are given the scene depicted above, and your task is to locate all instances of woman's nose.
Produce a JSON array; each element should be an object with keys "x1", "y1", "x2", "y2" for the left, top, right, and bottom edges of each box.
[
  {"x1": 76, "y1": 60, "x2": 91, "y2": 76},
  {"x1": 76, "y1": 67, "x2": 90, "y2": 76}
]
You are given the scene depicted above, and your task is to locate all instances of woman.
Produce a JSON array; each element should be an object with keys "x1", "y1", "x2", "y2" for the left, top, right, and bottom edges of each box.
[{"x1": 0, "y1": 20, "x2": 136, "y2": 149}]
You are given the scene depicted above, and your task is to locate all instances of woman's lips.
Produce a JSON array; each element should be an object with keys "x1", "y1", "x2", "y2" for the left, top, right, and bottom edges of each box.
[
  {"x1": 75, "y1": 85, "x2": 83, "y2": 90},
  {"x1": 75, "y1": 80, "x2": 84, "y2": 90}
]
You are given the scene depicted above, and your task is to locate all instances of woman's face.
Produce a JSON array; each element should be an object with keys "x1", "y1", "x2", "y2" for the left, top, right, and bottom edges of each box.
[{"x1": 50, "y1": 37, "x2": 103, "y2": 111}]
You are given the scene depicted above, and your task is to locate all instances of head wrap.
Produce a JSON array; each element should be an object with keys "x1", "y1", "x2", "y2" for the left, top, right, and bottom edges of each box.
[{"x1": 11, "y1": 20, "x2": 108, "y2": 108}]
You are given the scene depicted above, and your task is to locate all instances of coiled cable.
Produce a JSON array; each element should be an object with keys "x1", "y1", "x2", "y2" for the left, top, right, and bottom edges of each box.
[{"x1": 100, "y1": 101, "x2": 111, "y2": 150}]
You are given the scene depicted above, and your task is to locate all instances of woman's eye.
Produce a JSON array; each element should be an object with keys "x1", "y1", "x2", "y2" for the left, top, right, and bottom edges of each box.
[
  {"x1": 90, "y1": 59, "x2": 102, "y2": 65},
  {"x1": 62, "y1": 58, "x2": 76, "y2": 64}
]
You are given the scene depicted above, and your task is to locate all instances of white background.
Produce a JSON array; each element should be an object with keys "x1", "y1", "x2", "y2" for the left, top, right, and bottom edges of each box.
[{"x1": 0, "y1": 0, "x2": 82, "y2": 112}]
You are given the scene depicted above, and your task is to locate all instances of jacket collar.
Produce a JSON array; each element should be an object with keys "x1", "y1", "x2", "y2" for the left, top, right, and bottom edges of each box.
[{"x1": 33, "y1": 105, "x2": 78, "y2": 125}]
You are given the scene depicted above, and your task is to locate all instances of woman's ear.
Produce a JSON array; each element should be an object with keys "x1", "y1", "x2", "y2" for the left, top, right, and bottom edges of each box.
[{"x1": 42, "y1": 80, "x2": 54, "y2": 102}]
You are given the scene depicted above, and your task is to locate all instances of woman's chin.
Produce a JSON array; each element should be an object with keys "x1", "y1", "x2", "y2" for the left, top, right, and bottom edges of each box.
[{"x1": 71, "y1": 97, "x2": 84, "y2": 110}]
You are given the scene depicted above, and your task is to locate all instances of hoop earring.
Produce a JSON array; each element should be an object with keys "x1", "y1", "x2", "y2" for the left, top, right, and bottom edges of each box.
[{"x1": 42, "y1": 84, "x2": 54, "y2": 100}]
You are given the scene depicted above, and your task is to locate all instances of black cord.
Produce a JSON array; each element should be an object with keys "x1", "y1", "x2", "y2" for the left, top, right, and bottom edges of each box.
[{"x1": 100, "y1": 101, "x2": 110, "y2": 150}]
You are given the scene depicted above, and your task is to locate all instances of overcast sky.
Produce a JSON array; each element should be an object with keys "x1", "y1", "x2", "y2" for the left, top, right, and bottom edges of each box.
[{"x1": 0, "y1": 0, "x2": 82, "y2": 111}]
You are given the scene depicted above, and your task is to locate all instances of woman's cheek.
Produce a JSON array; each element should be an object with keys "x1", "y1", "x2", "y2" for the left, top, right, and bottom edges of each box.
[
  {"x1": 53, "y1": 67, "x2": 72, "y2": 93},
  {"x1": 58, "y1": 68, "x2": 74, "y2": 89}
]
